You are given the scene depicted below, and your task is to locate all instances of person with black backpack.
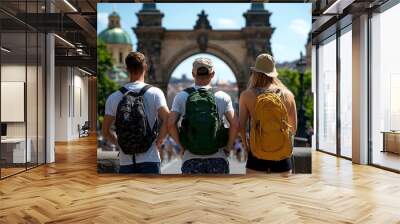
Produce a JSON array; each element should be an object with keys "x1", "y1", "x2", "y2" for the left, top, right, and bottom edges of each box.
[
  {"x1": 102, "y1": 52, "x2": 169, "y2": 174},
  {"x1": 167, "y1": 58, "x2": 238, "y2": 174}
]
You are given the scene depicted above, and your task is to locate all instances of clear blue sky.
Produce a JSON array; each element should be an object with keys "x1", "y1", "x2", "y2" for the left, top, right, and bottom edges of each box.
[
  {"x1": 98, "y1": 3, "x2": 311, "y2": 82},
  {"x1": 170, "y1": 53, "x2": 235, "y2": 83}
]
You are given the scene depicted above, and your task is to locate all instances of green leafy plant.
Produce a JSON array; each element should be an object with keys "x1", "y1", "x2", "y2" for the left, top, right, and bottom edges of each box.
[
  {"x1": 278, "y1": 68, "x2": 313, "y2": 130},
  {"x1": 97, "y1": 40, "x2": 120, "y2": 128}
]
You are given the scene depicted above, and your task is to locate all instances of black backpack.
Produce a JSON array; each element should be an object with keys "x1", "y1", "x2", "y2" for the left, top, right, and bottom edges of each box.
[{"x1": 115, "y1": 85, "x2": 158, "y2": 155}]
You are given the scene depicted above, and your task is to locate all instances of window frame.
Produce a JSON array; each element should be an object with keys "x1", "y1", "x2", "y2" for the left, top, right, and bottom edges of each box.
[{"x1": 314, "y1": 17, "x2": 353, "y2": 160}]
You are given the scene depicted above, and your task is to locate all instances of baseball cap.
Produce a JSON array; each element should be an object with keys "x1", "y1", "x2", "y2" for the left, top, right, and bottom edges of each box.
[{"x1": 192, "y1": 58, "x2": 214, "y2": 76}]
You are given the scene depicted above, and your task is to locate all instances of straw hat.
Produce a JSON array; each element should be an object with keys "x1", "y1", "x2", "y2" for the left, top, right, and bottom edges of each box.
[{"x1": 250, "y1": 53, "x2": 278, "y2": 77}]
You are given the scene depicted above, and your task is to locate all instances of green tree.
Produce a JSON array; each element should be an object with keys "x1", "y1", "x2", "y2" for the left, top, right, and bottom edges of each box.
[
  {"x1": 278, "y1": 68, "x2": 313, "y2": 131},
  {"x1": 97, "y1": 40, "x2": 119, "y2": 128}
]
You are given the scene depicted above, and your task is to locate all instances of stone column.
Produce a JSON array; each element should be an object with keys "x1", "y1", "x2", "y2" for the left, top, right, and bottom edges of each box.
[
  {"x1": 46, "y1": 1, "x2": 55, "y2": 163},
  {"x1": 352, "y1": 14, "x2": 369, "y2": 165},
  {"x1": 134, "y1": 3, "x2": 165, "y2": 87},
  {"x1": 242, "y1": 3, "x2": 275, "y2": 75}
]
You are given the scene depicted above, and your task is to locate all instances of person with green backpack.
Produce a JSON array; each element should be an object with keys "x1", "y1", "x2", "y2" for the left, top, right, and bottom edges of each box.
[{"x1": 167, "y1": 58, "x2": 238, "y2": 174}]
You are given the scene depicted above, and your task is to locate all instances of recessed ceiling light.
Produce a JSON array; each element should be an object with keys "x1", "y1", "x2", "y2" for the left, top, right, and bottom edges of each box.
[
  {"x1": 78, "y1": 67, "x2": 92, "y2": 76},
  {"x1": 63, "y1": 0, "x2": 78, "y2": 12},
  {"x1": 322, "y1": 0, "x2": 355, "y2": 15},
  {"x1": 54, "y1": 34, "x2": 75, "y2": 48},
  {"x1": 76, "y1": 48, "x2": 84, "y2": 55},
  {"x1": 1, "y1": 47, "x2": 11, "y2": 53}
]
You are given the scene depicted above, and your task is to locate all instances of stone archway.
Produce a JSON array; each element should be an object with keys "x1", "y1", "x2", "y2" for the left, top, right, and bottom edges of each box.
[
  {"x1": 133, "y1": 3, "x2": 274, "y2": 95},
  {"x1": 163, "y1": 43, "x2": 243, "y2": 89},
  {"x1": 166, "y1": 52, "x2": 239, "y2": 108}
]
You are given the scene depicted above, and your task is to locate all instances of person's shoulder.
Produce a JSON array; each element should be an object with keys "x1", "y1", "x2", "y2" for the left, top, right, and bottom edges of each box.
[
  {"x1": 214, "y1": 91, "x2": 232, "y2": 105},
  {"x1": 171, "y1": 89, "x2": 189, "y2": 104},
  {"x1": 281, "y1": 88, "x2": 294, "y2": 99},
  {"x1": 107, "y1": 89, "x2": 123, "y2": 102},
  {"x1": 176, "y1": 89, "x2": 190, "y2": 98},
  {"x1": 214, "y1": 90, "x2": 230, "y2": 99},
  {"x1": 142, "y1": 85, "x2": 165, "y2": 101},
  {"x1": 239, "y1": 89, "x2": 254, "y2": 99},
  {"x1": 146, "y1": 85, "x2": 164, "y2": 96}
]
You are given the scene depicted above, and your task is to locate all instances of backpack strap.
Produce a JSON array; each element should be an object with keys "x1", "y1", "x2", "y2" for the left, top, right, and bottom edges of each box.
[
  {"x1": 119, "y1": 85, "x2": 152, "y2": 96},
  {"x1": 138, "y1": 84, "x2": 159, "y2": 134},
  {"x1": 255, "y1": 87, "x2": 282, "y2": 97},
  {"x1": 184, "y1": 87, "x2": 196, "y2": 95},
  {"x1": 184, "y1": 87, "x2": 217, "y2": 94},
  {"x1": 119, "y1": 86, "x2": 130, "y2": 95},
  {"x1": 138, "y1": 84, "x2": 152, "y2": 96}
]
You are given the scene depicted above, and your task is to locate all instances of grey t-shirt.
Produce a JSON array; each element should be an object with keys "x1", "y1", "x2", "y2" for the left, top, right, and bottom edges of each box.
[
  {"x1": 105, "y1": 81, "x2": 167, "y2": 165},
  {"x1": 171, "y1": 85, "x2": 234, "y2": 162}
]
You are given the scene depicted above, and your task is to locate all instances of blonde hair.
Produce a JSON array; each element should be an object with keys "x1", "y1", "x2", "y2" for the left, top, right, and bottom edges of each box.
[{"x1": 247, "y1": 71, "x2": 292, "y2": 101}]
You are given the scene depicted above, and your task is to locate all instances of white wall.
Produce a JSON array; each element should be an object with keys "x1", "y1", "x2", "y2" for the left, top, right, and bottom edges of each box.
[
  {"x1": 55, "y1": 66, "x2": 69, "y2": 141},
  {"x1": 71, "y1": 72, "x2": 89, "y2": 138},
  {"x1": 54, "y1": 67, "x2": 89, "y2": 141},
  {"x1": 1, "y1": 63, "x2": 46, "y2": 164},
  {"x1": 1, "y1": 65, "x2": 37, "y2": 137},
  {"x1": 1, "y1": 65, "x2": 26, "y2": 138}
]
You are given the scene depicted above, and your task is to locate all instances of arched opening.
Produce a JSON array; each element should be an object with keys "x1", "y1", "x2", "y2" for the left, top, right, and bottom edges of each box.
[{"x1": 167, "y1": 53, "x2": 239, "y2": 111}]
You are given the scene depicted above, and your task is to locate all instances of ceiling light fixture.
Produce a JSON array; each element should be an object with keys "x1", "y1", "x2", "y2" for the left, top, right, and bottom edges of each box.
[
  {"x1": 1, "y1": 47, "x2": 11, "y2": 53},
  {"x1": 323, "y1": 0, "x2": 355, "y2": 15},
  {"x1": 78, "y1": 67, "x2": 92, "y2": 76},
  {"x1": 323, "y1": 0, "x2": 341, "y2": 14},
  {"x1": 63, "y1": 0, "x2": 78, "y2": 12},
  {"x1": 54, "y1": 34, "x2": 75, "y2": 48}
]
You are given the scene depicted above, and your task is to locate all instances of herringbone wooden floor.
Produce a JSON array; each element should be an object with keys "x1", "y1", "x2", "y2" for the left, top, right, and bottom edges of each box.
[{"x1": 1, "y1": 135, "x2": 400, "y2": 224}]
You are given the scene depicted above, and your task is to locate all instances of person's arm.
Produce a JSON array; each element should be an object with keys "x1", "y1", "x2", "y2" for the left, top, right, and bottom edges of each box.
[
  {"x1": 239, "y1": 91, "x2": 250, "y2": 152},
  {"x1": 102, "y1": 115, "x2": 117, "y2": 145},
  {"x1": 152, "y1": 88, "x2": 169, "y2": 149},
  {"x1": 167, "y1": 111, "x2": 184, "y2": 155},
  {"x1": 103, "y1": 93, "x2": 119, "y2": 146},
  {"x1": 156, "y1": 106, "x2": 170, "y2": 149},
  {"x1": 167, "y1": 92, "x2": 186, "y2": 155},
  {"x1": 224, "y1": 110, "x2": 239, "y2": 152}
]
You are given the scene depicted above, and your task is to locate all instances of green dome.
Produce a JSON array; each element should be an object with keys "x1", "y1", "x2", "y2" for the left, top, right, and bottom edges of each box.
[{"x1": 98, "y1": 27, "x2": 132, "y2": 45}]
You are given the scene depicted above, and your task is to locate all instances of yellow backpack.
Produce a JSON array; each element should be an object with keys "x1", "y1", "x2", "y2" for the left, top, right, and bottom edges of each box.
[{"x1": 250, "y1": 89, "x2": 292, "y2": 161}]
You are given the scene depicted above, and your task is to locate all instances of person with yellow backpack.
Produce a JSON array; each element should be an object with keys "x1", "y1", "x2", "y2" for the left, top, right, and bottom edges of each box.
[{"x1": 239, "y1": 53, "x2": 297, "y2": 173}]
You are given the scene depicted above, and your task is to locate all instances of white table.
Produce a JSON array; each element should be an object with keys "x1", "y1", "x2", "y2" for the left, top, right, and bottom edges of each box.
[{"x1": 1, "y1": 138, "x2": 31, "y2": 163}]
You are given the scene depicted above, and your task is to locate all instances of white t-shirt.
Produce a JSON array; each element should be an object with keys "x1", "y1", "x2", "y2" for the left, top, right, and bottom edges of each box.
[
  {"x1": 171, "y1": 85, "x2": 234, "y2": 162},
  {"x1": 105, "y1": 81, "x2": 167, "y2": 165}
]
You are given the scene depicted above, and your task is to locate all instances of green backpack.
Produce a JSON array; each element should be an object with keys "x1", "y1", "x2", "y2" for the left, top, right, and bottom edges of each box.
[{"x1": 179, "y1": 87, "x2": 228, "y2": 155}]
